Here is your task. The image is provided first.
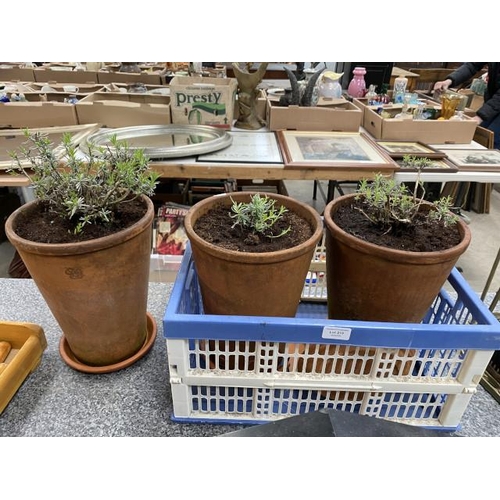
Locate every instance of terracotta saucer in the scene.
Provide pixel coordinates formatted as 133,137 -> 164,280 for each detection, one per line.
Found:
59,312 -> 157,374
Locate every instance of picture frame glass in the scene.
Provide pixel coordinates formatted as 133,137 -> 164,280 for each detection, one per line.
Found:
395,158 -> 458,172
445,149 -> 500,167
278,131 -> 394,166
376,141 -> 441,156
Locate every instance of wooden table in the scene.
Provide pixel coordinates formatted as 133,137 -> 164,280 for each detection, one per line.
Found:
3,131 -> 498,206
147,159 -> 392,182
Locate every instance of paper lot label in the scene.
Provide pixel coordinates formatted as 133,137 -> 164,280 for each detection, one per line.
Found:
322,326 -> 352,341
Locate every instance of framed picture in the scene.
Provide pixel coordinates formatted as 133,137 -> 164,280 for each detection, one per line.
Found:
196,131 -> 283,164
442,149 -> 500,172
375,140 -> 446,159
395,157 -> 458,173
276,130 -> 398,171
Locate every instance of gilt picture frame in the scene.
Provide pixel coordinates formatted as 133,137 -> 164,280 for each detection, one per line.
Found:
442,149 -> 500,172
276,130 -> 398,171
395,157 -> 458,173
375,140 -> 446,159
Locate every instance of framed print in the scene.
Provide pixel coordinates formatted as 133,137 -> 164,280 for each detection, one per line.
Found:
196,131 -> 283,164
442,149 -> 500,172
276,130 -> 398,171
375,140 -> 446,159
395,157 -> 458,173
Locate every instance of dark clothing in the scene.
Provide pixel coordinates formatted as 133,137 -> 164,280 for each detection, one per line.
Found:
446,62 -> 500,123
446,62 -> 500,148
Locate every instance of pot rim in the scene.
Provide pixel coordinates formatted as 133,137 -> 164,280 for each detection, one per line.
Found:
5,194 -> 154,256
324,193 -> 471,262
184,191 -> 324,263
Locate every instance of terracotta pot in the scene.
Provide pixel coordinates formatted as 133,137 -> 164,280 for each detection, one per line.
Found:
323,193 -> 471,323
184,192 -> 323,318
5,195 -> 155,370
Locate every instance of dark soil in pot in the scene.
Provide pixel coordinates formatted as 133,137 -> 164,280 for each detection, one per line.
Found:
193,203 -> 314,253
12,198 -> 148,244
333,198 -> 462,252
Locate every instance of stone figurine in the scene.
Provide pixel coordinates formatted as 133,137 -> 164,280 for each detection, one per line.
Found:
278,66 -> 324,107
232,62 -> 269,130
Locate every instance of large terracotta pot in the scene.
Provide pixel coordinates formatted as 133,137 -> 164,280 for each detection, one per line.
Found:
184,191 -> 323,318
323,193 -> 471,323
5,195 -> 155,372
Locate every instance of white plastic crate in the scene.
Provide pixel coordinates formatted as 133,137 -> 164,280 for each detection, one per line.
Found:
301,231 -> 327,302
163,244 -> 500,431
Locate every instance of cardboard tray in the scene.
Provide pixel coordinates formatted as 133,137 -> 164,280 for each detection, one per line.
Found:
97,69 -> 168,86
355,98 -> 477,143
75,92 -> 171,127
0,321 -> 47,414
34,67 -> 99,84
0,98 -> 79,129
266,98 -> 362,132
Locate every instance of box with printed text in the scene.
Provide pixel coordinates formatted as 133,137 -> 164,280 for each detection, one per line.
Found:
169,76 -> 237,128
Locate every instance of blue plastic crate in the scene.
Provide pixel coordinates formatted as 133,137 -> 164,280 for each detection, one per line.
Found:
163,244 -> 500,430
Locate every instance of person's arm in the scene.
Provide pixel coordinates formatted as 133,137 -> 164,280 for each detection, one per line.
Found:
434,78 -> 453,92
476,87 -> 500,123
434,62 -> 486,91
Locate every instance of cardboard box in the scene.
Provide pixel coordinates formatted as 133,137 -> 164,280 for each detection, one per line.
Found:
33,67 -> 99,84
361,101 -> 477,143
0,65 -> 35,82
30,82 -> 105,95
76,92 -> 171,127
0,94 -> 78,129
101,82 -> 170,96
266,98 -> 363,132
0,82 -> 38,94
97,69 -> 167,86
169,76 -> 237,129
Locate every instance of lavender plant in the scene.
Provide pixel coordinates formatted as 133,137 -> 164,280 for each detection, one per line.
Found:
9,130 -> 159,234
230,193 -> 291,238
355,156 -> 458,230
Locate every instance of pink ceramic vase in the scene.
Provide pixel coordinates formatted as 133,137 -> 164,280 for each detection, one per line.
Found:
347,67 -> 367,98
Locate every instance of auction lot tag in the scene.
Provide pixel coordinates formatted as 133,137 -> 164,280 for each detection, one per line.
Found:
322,326 -> 351,341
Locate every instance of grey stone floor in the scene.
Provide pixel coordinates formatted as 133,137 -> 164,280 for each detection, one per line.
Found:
0,274 -> 499,437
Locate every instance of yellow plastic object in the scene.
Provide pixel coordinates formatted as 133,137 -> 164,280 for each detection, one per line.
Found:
0,321 -> 47,414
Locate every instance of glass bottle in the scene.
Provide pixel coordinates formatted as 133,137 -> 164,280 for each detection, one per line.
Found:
393,76 -> 408,104
347,67 -> 367,98
394,94 -> 413,120
413,101 -> 426,120
365,84 -> 378,105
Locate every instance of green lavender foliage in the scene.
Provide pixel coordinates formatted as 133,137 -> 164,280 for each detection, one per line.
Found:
230,193 -> 291,238
9,130 -> 159,234
355,156 -> 459,229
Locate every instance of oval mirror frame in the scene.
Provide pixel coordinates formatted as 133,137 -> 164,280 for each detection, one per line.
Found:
84,124 -> 233,159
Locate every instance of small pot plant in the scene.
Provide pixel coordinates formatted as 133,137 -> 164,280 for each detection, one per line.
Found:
196,192 -> 298,252
184,191 -> 323,317
5,130 -> 160,373
183,190 -> 323,370
323,167 -> 472,323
